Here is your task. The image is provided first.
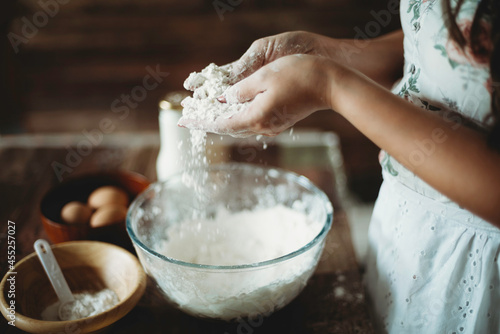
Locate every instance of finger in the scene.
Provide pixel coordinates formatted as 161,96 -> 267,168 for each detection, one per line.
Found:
178,111 -> 246,132
214,92 -> 281,136
223,70 -> 266,104
229,45 -> 267,84
178,114 -> 253,137
219,60 -> 238,72
177,117 -> 204,130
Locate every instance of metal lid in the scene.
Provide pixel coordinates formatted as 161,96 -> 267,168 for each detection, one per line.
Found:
159,91 -> 190,110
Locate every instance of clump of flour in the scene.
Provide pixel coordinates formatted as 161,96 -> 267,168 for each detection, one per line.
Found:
181,63 -> 248,123
41,289 -> 119,321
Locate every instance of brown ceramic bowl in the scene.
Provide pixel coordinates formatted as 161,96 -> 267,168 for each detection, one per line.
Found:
40,170 -> 150,248
0,240 -> 146,333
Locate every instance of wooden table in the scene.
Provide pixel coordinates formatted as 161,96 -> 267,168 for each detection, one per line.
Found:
0,132 -> 375,333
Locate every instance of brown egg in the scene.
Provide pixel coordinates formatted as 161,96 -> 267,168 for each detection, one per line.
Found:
61,201 -> 92,224
90,204 -> 128,228
88,186 -> 129,209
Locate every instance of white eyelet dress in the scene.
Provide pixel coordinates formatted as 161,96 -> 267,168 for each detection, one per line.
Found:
364,1 -> 500,333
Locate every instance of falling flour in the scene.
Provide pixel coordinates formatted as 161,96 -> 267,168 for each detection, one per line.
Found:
179,63 -> 250,200
40,289 -> 119,321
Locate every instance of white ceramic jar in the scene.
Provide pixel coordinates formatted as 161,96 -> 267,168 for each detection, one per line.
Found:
156,92 -> 190,181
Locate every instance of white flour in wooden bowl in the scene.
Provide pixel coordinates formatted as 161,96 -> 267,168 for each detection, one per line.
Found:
41,289 -> 119,321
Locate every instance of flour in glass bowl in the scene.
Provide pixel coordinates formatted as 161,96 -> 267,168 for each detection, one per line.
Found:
160,205 -> 319,266
154,204 -> 324,320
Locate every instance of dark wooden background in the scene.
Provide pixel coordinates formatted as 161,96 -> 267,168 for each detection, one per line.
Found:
2,0 -> 401,200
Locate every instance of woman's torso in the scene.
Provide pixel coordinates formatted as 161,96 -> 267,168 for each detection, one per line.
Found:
381,0 -> 493,204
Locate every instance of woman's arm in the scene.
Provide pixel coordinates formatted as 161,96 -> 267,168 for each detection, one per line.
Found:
331,30 -> 404,89
228,30 -> 404,89
328,62 -> 500,226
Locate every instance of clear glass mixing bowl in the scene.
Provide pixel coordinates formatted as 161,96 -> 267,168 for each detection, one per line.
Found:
126,163 -> 333,321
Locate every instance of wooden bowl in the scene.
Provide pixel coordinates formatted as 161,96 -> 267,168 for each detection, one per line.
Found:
40,170 -> 150,248
0,241 -> 146,333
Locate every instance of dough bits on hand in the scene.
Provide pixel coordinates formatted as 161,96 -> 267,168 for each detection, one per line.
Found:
59,186 -> 130,228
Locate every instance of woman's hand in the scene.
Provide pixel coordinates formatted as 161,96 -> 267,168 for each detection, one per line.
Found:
228,31 -> 334,84
179,30 -> 404,136
228,30 -> 404,88
205,54 -> 339,137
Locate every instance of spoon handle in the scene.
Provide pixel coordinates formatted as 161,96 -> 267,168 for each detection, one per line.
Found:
34,239 -> 75,304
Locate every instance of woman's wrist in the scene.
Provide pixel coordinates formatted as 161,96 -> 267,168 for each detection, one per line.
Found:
321,58 -> 357,113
